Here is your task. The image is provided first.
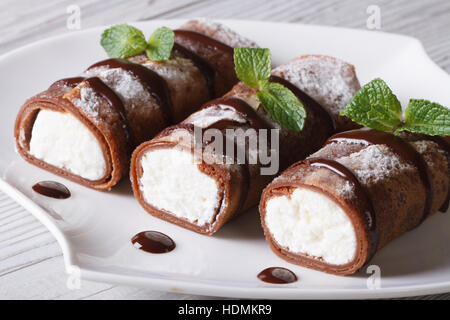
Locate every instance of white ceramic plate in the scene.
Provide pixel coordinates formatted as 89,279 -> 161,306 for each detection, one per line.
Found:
1,19 -> 450,299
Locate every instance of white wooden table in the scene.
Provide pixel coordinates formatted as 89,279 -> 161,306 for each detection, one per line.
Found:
1,0 -> 450,300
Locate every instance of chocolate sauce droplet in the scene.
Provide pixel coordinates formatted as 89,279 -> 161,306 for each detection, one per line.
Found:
32,181 -> 71,199
257,267 -> 297,284
131,231 -> 176,254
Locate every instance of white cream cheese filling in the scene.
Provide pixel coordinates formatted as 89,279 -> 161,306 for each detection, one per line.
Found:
265,188 -> 357,265
139,148 -> 220,226
29,110 -> 106,181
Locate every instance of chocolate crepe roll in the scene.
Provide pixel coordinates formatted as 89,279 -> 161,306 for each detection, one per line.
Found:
259,129 -> 450,275
14,20 -> 257,190
175,18 -> 259,96
130,55 -> 361,234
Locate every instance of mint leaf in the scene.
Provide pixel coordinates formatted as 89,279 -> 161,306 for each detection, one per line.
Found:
257,82 -> 306,131
395,99 -> 450,136
234,48 -> 271,89
340,78 -> 403,131
101,24 -> 147,58
146,26 -> 175,61
339,78 -> 450,136
233,48 -> 306,131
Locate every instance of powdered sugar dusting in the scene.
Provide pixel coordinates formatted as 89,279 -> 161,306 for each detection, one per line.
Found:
185,105 -> 246,128
84,66 -> 154,111
411,140 -> 436,154
142,56 -> 193,81
336,144 -> 413,186
181,18 -> 258,48
411,140 -> 446,164
272,55 -> 360,115
338,180 -> 355,199
127,54 -> 147,64
71,86 -> 100,118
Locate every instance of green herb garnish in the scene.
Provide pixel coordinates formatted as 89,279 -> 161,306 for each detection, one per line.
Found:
101,24 -> 174,61
234,48 -> 306,131
340,78 -> 450,136
146,26 -> 175,61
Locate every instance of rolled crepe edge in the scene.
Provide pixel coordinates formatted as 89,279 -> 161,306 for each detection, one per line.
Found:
259,173 -> 373,276
14,93 -> 128,191
130,130 -> 244,235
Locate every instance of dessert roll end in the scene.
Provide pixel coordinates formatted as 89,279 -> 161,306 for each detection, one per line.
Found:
130,131 -> 245,235
260,129 -> 450,276
29,109 -> 107,181
14,79 -> 129,191
259,172 -> 373,276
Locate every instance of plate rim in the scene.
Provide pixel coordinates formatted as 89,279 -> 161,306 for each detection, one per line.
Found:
2,19 -> 450,299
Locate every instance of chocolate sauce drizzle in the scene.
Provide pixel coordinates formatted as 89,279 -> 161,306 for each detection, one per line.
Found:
202,97 -> 271,131
87,58 -> 173,125
269,75 -> 335,135
173,43 -> 217,99
426,136 -> 450,212
131,231 -> 175,254
257,267 -> 297,284
200,97 -> 272,213
326,129 -> 434,222
174,29 -> 234,55
48,75 -> 133,148
84,76 -> 133,146
196,83 -> 333,219
49,76 -> 86,89
32,181 -> 71,199
307,158 -> 379,259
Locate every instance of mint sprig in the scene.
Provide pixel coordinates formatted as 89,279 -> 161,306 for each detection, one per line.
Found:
234,48 -> 271,89
146,26 -> 175,61
340,78 -> 450,136
101,24 -> 147,59
340,78 -> 402,131
101,24 -> 174,61
234,48 -> 306,131
396,99 -> 450,136
257,82 -> 306,131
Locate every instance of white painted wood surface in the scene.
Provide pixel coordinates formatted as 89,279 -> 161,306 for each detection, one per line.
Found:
1,0 -> 450,300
